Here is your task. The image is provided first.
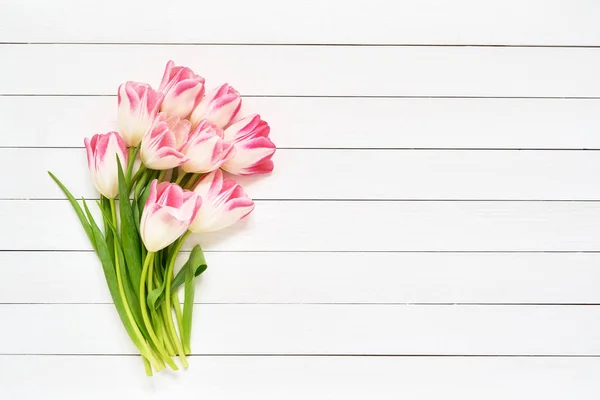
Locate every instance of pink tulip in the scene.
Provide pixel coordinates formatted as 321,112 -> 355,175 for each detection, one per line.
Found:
84,132 -> 128,199
190,83 -> 241,128
118,82 -> 164,146
158,60 -> 205,119
189,170 -> 254,233
140,115 -> 190,170
221,114 -> 275,175
140,180 -> 202,252
180,120 -> 235,174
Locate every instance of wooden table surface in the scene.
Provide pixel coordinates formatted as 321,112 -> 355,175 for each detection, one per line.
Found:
1,1 -> 599,398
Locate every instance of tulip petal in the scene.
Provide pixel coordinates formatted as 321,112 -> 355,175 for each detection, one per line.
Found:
189,170 -> 254,233
140,180 -> 201,252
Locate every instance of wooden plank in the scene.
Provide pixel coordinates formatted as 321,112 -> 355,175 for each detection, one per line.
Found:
1,355 -> 598,400
1,304 -> 599,355
3,45 -> 600,97
2,200 -> 599,251
2,0 -> 599,46
3,96 -> 600,149
2,252 -> 600,304
11,148 -> 600,200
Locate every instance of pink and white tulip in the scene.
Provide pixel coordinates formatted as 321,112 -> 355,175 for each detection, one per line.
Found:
158,61 -> 205,119
140,180 -> 201,252
221,114 -> 275,175
118,82 -> 163,146
190,83 -> 241,128
84,132 -> 128,199
140,115 -> 190,170
180,120 -> 235,174
189,170 -> 254,233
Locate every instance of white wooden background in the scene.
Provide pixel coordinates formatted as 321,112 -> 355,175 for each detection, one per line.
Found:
1,0 -> 600,398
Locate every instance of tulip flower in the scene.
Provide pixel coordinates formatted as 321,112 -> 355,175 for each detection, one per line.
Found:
118,82 -> 164,146
84,131 -> 128,199
189,170 -> 254,233
140,115 -> 190,170
190,83 -> 241,128
140,180 -> 202,252
221,114 -> 275,175
158,61 -> 205,119
180,120 -> 236,174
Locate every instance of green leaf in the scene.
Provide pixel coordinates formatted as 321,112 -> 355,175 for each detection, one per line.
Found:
117,157 -> 143,299
180,245 -> 208,352
81,198 -> 140,346
99,196 -> 115,265
149,246 -> 207,309
96,200 -> 149,340
147,280 -> 166,310
47,171 -> 96,251
171,246 -> 208,293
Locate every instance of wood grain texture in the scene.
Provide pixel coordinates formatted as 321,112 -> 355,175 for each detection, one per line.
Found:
1,356 -> 597,400
2,0 -> 599,45
3,200 -> 600,251
12,148 -> 600,200
2,304 -> 600,355
2,252 -> 600,304
3,45 -> 600,97
3,96 -> 600,149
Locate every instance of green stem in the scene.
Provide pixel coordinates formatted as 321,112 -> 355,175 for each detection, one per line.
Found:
143,357 -> 153,376
139,252 -> 179,371
175,171 -> 187,186
172,291 -> 186,353
125,146 -> 141,183
129,163 -> 145,193
157,170 -> 167,182
164,232 -> 191,367
184,174 -> 202,190
151,260 -> 177,356
109,199 -> 164,372
179,173 -> 192,188
134,169 -> 152,200
160,302 -> 180,355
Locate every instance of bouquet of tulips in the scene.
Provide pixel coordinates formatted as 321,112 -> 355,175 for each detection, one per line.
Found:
48,61 -> 276,375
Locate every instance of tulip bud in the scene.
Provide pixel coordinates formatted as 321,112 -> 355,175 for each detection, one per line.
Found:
189,170 -> 254,233
118,82 -> 164,146
84,132 -> 128,199
140,180 -> 202,252
221,114 -> 276,175
180,120 -> 235,174
190,83 -> 241,128
158,60 -> 206,119
140,115 -> 190,170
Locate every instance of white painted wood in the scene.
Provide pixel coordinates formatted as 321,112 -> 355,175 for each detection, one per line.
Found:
1,356 -> 597,400
13,148 -> 600,200
3,45 -> 600,97
1,304 -> 599,355
3,200 -> 600,251
3,96 -> 600,149
2,252 -> 600,304
2,0 -> 599,46
3,0 -> 600,395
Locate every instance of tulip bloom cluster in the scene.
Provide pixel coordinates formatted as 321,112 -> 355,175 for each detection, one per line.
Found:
49,61 -> 275,375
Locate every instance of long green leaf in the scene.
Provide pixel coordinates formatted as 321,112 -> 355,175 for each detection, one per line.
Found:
172,246 -> 208,292
181,245 -> 208,352
96,201 -> 149,340
81,198 -> 140,346
47,171 -> 96,251
99,196 -> 115,265
117,157 -> 143,299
